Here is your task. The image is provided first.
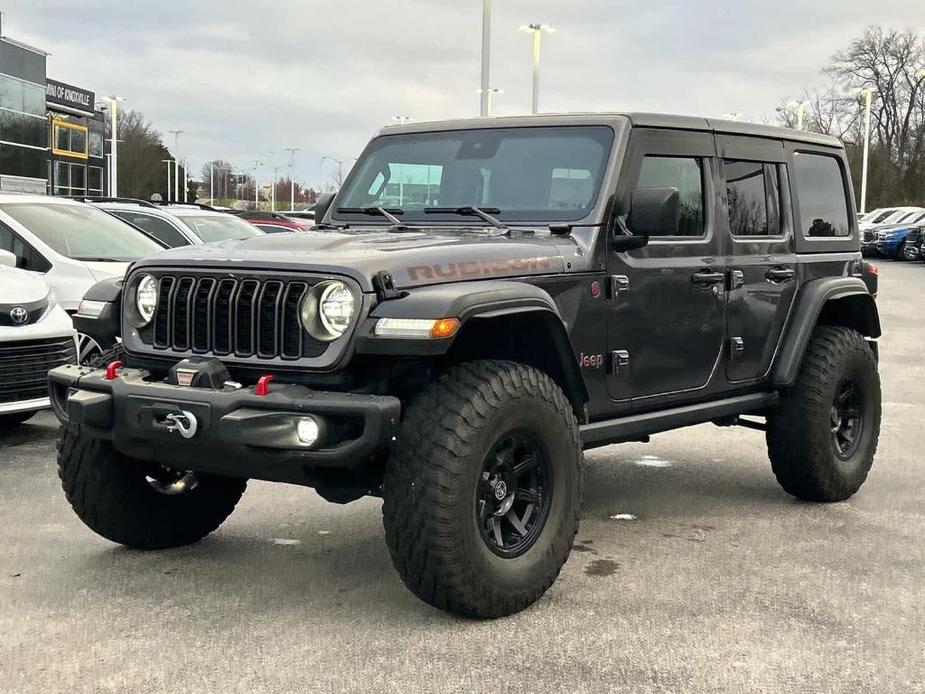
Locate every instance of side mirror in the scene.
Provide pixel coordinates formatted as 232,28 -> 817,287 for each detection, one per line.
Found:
611,234 -> 649,252
629,187 -> 681,236
0,250 -> 16,268
313,192 -> 336,223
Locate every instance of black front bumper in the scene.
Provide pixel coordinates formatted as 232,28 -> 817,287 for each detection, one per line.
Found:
48,364 -> 401,486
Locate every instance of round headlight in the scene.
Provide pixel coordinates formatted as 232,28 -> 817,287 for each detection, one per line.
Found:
136,274 -> 158,325
300,281 -> 356,342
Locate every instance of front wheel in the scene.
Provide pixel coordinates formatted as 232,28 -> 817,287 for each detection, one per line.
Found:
58,427 -> 247,549
895,241 -> 907,260
382,360 -> 582,618
766,326 -> 880,502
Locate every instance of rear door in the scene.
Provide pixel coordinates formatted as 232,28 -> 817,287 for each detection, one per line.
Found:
606,128 -> 725,404
718,135 -> 797,383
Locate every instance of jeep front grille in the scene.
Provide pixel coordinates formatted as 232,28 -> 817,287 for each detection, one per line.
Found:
145,273 -> 324,360
906,229 -> 922,243
861,230 -> 875,243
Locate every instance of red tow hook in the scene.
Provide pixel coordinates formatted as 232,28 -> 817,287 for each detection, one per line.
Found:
105,360 -> 124,381
255,375 -> 274,396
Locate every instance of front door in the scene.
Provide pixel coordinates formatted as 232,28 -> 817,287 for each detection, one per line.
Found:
606,129 -> 725,405
717,135 -> 798,383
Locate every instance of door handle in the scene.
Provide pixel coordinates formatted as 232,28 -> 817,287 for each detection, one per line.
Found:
691,269 -> 725,285
766,267 -> 795,283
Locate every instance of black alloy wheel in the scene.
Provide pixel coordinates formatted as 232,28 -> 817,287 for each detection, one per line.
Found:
831,379 -> 863,461
476,429 -> 552,558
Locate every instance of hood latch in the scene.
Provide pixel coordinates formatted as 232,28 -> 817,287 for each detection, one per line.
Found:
372,270 -> 407,302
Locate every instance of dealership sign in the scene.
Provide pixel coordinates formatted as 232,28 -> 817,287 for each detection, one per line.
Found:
46,79 -> 95,114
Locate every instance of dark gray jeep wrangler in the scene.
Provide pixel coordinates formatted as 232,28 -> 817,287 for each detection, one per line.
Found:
51,114 -> 881,618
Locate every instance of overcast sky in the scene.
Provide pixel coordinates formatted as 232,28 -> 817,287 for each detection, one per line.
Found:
5,0 -> 925,189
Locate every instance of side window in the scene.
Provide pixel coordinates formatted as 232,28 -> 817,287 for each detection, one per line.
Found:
0,222 -> 52,272
111,212 -> 188,247
724,161 -> 781,237
634,156 -> 705,237
792,152 -> 850,238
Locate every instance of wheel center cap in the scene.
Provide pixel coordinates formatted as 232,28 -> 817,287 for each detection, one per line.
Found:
494,481 -> 508,500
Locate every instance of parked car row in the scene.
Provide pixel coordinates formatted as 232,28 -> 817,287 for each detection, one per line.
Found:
0,193 -> 323,427
859,207 -> 925,260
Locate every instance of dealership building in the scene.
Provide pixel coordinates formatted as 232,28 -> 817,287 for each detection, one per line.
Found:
0,34 -> 107,196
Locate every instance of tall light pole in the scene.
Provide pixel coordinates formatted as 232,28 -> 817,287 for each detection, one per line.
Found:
167,130 -> 184,202
162,159 -> 172,202
519,24 -> 554,115
106,96 -> 125,196
183,159 -> 189,203
285,147 -> 299,210
475,88 -> 502,115
209,161 -> 214,203
252,161 -> 263,209
480,0 -> 492,116
856,88 -> 876,214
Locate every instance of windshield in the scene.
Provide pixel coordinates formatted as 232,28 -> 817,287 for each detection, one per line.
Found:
898,210 -> 924,223
0,202 -> 164,260
334,126 -> 614,224
174,214 -> 263,243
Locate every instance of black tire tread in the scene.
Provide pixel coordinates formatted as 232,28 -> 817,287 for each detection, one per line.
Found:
767,326 -> 880,502
57,426 -> 247,549
382,360 -> 581,618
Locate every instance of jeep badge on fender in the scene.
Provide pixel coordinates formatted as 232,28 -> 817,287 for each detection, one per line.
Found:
50,113 -> 881,619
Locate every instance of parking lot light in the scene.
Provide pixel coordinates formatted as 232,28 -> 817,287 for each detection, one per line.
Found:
519,23 -> 555,114
854,88 -> 877,214
475,88 -> 503,115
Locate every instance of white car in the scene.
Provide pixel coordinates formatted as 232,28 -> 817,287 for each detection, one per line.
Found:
0,194 -> 164,363
0,249 -> 78,429
859,206 -> 924,230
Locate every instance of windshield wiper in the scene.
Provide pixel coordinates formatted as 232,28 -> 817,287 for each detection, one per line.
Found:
424,206 -> 507,229
336,206 -> 408,229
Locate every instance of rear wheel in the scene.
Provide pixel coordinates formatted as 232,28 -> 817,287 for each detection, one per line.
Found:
382,360 -> 582,618
58,426 -> 247,549
767,326 -> 880,501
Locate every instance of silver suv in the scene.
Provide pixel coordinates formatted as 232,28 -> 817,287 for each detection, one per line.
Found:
88,200 -> 262,247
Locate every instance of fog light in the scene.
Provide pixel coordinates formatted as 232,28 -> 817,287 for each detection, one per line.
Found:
297,417 -> 320,446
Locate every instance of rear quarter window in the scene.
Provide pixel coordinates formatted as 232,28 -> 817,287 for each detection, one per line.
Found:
792,152 -> 851,238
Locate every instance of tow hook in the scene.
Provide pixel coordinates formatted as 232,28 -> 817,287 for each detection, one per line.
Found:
163,410 -> 198,439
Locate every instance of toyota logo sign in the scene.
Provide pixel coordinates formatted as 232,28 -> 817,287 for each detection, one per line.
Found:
9,306 -> 28,325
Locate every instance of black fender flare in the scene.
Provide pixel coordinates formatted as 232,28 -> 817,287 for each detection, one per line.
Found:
772,276 -> 880,388
354,280 -> 589,414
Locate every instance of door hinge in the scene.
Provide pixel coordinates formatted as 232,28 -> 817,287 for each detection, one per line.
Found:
609,275 -> 630,297
610,350 -> 630,374
729,337 -> 745,359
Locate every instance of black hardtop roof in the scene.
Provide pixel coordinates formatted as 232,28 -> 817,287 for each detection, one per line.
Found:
380,112 -> 843,149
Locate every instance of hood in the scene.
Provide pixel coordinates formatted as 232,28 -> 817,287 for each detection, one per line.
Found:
0,265 -> 49,303
132,227 -> 582,291
82,260 -> 130,282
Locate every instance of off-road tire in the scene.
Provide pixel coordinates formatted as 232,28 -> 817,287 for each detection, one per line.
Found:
87,342 -> 126,369
57,426 -> 247,549
767,326 -> 880,502
895,241 -> 907,260
382,360 -> 582,618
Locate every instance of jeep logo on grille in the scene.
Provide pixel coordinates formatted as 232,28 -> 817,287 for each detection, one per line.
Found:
9,306 -> 28,325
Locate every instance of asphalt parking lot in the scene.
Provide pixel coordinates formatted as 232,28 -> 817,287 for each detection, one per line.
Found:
1,261 -> 923,694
